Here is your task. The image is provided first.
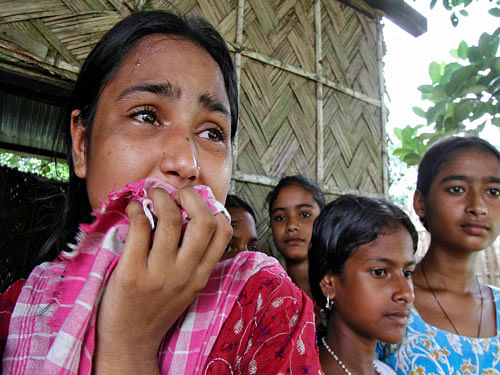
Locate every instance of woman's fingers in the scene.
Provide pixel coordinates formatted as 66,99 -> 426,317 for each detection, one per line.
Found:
196,211 -> 232,276
117,200 -> 152,276
146,188 -> 183,269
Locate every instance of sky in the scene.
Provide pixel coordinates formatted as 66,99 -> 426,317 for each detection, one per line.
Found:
382,1 -> 499,206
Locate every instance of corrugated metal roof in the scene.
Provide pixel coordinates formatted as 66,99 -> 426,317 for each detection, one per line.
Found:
0,88 -> 66,157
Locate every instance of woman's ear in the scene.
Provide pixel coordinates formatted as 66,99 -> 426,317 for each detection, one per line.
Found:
70,110 -> 87,179
319,271 -> 336,300
413,190 -> 426,219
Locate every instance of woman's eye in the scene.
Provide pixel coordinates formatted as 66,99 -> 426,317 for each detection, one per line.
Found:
131,109 -> 159,126
200,128 -> 226,142
371,268 -> 386,278
446,185 -> 465,194
300,211 -> 311,219
247,245 -> 258,252
487,188 -> 500,197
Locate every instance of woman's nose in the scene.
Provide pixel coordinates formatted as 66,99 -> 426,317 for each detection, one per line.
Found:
158,129 -> 199,186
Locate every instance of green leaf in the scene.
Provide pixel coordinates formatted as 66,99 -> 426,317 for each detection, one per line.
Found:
479,32 -> 494,58
489,8 -> 500,17
402,152 -> 423,166
443,0 -> 452,11
454,100 -> 473,121
457,41 -> 469,59
492,117 -> 500,127
459,9 -> 468,16
468,46 -> 482,62
459,84 -> 487,96
412,106 -> 427,118
451,12 -> 459,27
429,61 -> 442,83
418,84 -> 434,94
493,57 -> 500,74
430,0 -> 438,9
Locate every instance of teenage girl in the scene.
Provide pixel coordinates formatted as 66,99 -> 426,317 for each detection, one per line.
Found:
382,136 -> 500,373
267,174 -> 325,297
309,195 -> 417,375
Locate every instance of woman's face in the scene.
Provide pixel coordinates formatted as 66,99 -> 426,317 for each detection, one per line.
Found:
270,185 -> 321,262
415,147 -> 500,253
71,35 -> 233,209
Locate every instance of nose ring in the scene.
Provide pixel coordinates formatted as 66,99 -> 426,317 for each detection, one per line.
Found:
194,159 -> 201,172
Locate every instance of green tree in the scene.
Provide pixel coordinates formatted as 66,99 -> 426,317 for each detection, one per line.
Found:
394,1 -> 500,166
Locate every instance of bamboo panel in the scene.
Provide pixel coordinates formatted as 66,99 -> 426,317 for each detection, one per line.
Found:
323,87 -> 383,193
321,0 -> 380,98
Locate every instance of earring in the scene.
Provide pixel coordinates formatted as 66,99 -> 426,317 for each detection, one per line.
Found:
325,294 -> 334,310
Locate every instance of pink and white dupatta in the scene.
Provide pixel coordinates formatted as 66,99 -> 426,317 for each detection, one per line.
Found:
2,178 -> 281,374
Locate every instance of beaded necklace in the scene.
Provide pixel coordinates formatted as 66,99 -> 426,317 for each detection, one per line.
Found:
321,336 -> 381,375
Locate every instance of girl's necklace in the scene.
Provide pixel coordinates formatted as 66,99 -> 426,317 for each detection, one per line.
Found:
321,336 -> 381,375
421,264 -> 483,338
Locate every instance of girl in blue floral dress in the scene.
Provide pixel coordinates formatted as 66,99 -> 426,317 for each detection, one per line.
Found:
381,136 -> 500,374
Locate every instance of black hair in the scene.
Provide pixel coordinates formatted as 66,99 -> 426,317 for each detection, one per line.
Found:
225,194 -> 256,222
417,136 -> 500,198
39,10 -> 238,263
308,195 -> 418,314
266,175 -> 325,217
416,136 -> 500,229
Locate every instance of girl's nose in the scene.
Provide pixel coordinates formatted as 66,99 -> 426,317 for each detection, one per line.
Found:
158,130 -> 200,187
466,191 -> 487,216
393,274 -> 414,304
286,217 -> 300,232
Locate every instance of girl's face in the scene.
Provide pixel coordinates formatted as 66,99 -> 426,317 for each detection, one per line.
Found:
270,185 -> 321,262
330,227 -> 415,344
221,207 -> 258,261
414,147 -> 500,253
71,35 -> 232,209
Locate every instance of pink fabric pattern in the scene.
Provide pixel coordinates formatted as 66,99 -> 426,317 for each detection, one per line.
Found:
2,178 -> 281,374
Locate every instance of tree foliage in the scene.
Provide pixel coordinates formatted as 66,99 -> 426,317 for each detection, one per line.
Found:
0,151 -> 68,181
394,1 -> 500,166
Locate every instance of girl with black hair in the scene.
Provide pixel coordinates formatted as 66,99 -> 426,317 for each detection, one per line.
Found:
0,11 -> 320,374
309,195 -> 417,375
267,174 -> 325,298
381,136 -> 500,374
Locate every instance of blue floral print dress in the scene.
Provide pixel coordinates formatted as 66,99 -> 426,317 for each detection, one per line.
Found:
381,285 -> 500,375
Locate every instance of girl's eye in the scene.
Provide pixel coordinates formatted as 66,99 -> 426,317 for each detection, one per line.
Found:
371,269 -> 386,278
131,108 -> 159,126
247,245 -> 258,252
446,185 -> 465,194
300,211 -> 312,219
200,127 -> 226,142
273,214 -> 285,222
403,269 -> 415,279
487,188 -> 500,197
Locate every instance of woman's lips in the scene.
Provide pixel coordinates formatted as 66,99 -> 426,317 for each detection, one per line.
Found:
284,238 -> 304,246
461,222 -> 489,236
385,311 -> 410,325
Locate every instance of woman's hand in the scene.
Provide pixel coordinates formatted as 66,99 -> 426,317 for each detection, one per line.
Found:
93,187 -> 232,374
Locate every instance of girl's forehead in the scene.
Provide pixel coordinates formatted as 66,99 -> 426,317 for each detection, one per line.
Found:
438,147 -> 500,176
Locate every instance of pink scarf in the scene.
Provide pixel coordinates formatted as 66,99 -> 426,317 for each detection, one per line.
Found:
3,178 -> 281,374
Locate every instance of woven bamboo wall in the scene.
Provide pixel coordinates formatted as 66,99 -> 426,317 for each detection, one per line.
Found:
0,0 -> 387,255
